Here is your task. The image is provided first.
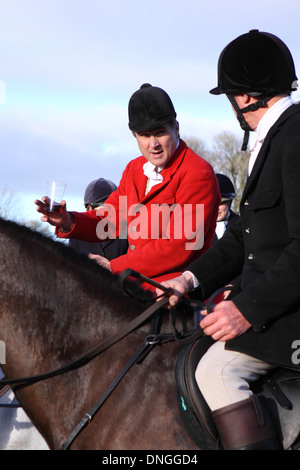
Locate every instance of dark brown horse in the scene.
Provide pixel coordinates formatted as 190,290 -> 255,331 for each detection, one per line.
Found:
0,217 -> 198,450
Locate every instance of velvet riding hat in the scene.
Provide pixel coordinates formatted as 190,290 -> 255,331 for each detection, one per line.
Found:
210,29 -> 298,96
128,83 -> 177,132
84,178 -> 117,207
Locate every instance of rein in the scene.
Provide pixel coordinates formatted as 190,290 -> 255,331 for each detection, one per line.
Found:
0,296 -> 170,391
0,269 -> 207,450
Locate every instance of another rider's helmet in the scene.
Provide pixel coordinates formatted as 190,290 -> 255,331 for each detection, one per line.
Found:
216,174 -> 235,204
84,178 -> 117,209
210,30 -> 298,150
210,29 -> 298,97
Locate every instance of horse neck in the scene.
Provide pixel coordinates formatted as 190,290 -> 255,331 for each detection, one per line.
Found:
0,221 -> 140,379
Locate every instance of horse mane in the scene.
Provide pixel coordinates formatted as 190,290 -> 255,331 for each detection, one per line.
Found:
0,217 -> 154,309
0,216 -> 158,372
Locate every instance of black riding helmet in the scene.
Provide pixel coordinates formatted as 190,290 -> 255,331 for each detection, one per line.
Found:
216,174 -> 235,203
210,30 -> 298,150
128,83 -> 177,133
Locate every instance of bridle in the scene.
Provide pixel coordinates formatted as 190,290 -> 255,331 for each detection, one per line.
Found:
0,269 -> 208,450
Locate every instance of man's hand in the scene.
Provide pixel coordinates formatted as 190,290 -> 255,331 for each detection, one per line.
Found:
156,272 -> 194,306
200,300 -> 251,342
35,197 -> 74,231
89,254 -> 111,271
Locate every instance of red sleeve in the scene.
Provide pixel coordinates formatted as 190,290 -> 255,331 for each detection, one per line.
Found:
56,210 -> 100,241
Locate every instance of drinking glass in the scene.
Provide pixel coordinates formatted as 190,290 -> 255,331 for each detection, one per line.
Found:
47,181 -> 66,212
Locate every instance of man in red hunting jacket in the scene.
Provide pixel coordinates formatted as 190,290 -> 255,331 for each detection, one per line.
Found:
35,84 -> 220,287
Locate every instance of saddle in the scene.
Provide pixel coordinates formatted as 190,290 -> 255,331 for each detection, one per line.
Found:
175,336 -> 300,450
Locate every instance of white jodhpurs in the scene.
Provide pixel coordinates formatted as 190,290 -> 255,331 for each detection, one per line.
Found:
195,341 -> 275,411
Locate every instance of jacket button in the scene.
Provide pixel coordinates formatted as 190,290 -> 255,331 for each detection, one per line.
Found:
244,200 -> 249,206
248,253 -> 254,260
245,227 -> 251,234
130,245 -> 135,251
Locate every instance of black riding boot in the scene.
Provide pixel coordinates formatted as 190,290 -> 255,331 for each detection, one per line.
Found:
212,395 -> 282,450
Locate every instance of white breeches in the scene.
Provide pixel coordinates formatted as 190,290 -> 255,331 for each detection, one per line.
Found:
195,341 -> 274,411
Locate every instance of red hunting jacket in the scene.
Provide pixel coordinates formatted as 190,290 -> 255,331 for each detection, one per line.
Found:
57,140 -> 220,286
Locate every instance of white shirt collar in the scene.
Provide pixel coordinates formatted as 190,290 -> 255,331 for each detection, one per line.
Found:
143,161 -> 164,181
248,96 -> 293,175
143,161 -> 164,194
255,95 -> 293,143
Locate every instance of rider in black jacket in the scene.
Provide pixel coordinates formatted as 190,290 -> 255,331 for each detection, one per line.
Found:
159,30 -> 300,450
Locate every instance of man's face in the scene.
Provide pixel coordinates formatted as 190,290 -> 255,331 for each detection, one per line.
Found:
135,122 -> 179,167
217,202 -> 230,222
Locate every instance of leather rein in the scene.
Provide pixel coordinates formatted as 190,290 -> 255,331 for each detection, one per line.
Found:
0,269 -> 207,450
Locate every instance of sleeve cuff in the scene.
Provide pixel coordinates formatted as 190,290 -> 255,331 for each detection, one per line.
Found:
182,270 -> 200,289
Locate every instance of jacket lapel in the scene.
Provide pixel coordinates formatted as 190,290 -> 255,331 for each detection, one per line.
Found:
132,166 -> 148,201
242,104 -> 300,203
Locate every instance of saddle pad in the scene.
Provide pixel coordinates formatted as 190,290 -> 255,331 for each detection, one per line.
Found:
175,336 -> 220,450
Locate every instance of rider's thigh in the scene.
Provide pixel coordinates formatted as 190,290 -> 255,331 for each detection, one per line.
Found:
195,341 -> 274,411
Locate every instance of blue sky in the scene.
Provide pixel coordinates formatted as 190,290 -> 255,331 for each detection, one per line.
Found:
1,0 -> 300,223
